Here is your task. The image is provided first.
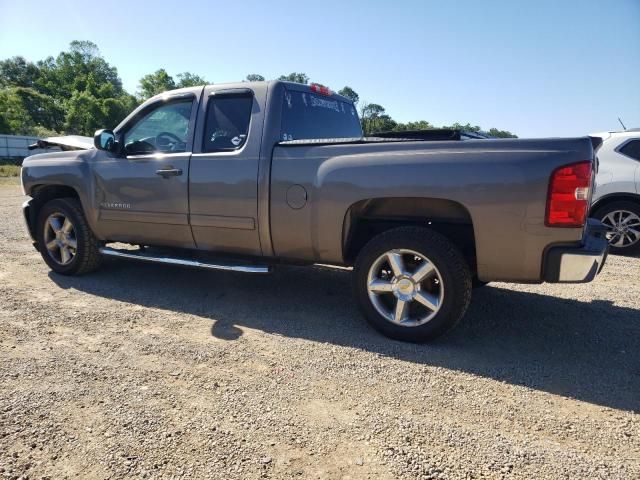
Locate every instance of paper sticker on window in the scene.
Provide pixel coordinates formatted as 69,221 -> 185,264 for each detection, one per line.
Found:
211,130 -> 229,142
310,95 -> 339,112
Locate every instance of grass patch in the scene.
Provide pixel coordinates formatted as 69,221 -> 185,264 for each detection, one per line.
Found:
0,164 -> 21,177
0,176 -> 20,186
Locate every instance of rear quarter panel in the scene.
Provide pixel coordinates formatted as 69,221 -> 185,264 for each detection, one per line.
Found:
270,138 -> 594,282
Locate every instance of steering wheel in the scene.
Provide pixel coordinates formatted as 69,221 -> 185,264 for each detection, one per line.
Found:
156,131 -> 185,151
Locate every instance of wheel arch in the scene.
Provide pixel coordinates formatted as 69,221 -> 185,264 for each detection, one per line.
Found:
591,192 -> 640,214
26,184 -> 83,242
342,197 -> 477,272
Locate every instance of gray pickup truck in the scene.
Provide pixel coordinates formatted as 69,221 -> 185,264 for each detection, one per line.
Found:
21,80 -> 608,341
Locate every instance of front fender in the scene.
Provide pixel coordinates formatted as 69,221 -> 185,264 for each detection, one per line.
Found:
21,150 -> 100,238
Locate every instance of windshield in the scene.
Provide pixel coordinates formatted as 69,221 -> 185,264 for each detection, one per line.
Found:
280,89 -> 362,141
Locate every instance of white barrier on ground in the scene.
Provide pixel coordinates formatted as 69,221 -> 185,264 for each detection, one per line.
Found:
0,134 -> 52,158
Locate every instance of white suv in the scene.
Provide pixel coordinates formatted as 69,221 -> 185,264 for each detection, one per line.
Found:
591,129 -> 640,255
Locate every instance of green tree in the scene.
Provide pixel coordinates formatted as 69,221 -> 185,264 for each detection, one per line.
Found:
0,109 -> 9,134
0,41 -> 520,139
138,68 -> 176,99
64,90 -> 105,135
245,74 -> 265,82
338,86 -> 359,104
0,56 -> 41,89
487,127 -> 518,138
0,87 -> 64,135
0,88 -> 38,134
444,122 -> 482,133
64,90 -> 138,135
103,94 -> 138,127
36,41 -> 123,100
0,41 -> 134,135
443,122 -> 517,137
393,120 -> 434,131
176,72 -> 208,88
360,103 -> 397,135
278,72 -> 309,84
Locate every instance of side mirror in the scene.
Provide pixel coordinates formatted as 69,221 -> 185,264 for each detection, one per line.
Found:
94,129 -> 116,152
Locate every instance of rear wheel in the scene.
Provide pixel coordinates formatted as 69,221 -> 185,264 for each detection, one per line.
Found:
353,227 -> 472,342
593,201 -> 640,255
36,198 -> 103,275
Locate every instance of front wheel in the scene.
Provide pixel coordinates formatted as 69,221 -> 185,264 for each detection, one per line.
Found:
36,198 -> 103,275
353,227 -> 472,342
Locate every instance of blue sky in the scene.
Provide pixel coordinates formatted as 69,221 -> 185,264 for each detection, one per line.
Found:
1,0 -> 639,137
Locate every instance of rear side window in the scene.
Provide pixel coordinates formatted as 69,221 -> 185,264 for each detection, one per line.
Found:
203,94 -> 253,152
618,139 -> 640,161
281,89 -> 362,141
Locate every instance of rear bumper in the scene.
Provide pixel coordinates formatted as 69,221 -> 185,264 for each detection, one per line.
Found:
543,219 -> 609,283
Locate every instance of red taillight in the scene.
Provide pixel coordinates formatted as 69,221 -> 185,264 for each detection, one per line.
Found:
545,161 -> 593,227
310,83 -> 332,96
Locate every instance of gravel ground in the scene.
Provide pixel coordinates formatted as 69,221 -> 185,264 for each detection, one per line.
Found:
0,181 -> 639,480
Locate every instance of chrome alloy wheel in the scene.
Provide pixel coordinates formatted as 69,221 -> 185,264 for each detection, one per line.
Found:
601,210 -> 640,248
366,249 -> 444,327
44,212 -> 77,265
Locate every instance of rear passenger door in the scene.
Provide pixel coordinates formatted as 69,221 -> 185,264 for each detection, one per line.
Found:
189,86 -> 266,255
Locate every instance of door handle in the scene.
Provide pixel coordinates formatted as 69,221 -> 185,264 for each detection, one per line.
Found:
155,168 -> 183,178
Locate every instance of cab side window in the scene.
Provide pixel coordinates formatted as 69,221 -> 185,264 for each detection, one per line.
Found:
123,99 -> 193,155
203,94 -> 253,152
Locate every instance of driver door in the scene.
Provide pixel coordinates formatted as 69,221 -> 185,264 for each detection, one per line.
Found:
91,93 -> 199,248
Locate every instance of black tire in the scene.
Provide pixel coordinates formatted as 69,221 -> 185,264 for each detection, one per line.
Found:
592,201 -> 640,256
36,198 -> 103,275
353,227 -> 472,342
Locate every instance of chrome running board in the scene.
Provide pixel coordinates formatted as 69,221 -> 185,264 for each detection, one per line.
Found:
99,247 -> 271,273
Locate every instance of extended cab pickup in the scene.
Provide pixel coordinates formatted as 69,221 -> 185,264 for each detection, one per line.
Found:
21,81 -> 608,341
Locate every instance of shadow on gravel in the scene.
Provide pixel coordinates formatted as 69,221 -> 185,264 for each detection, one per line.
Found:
50,260 -> 640,412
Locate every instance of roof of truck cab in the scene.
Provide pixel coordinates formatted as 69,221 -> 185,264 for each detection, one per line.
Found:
147,80 -> 355,105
